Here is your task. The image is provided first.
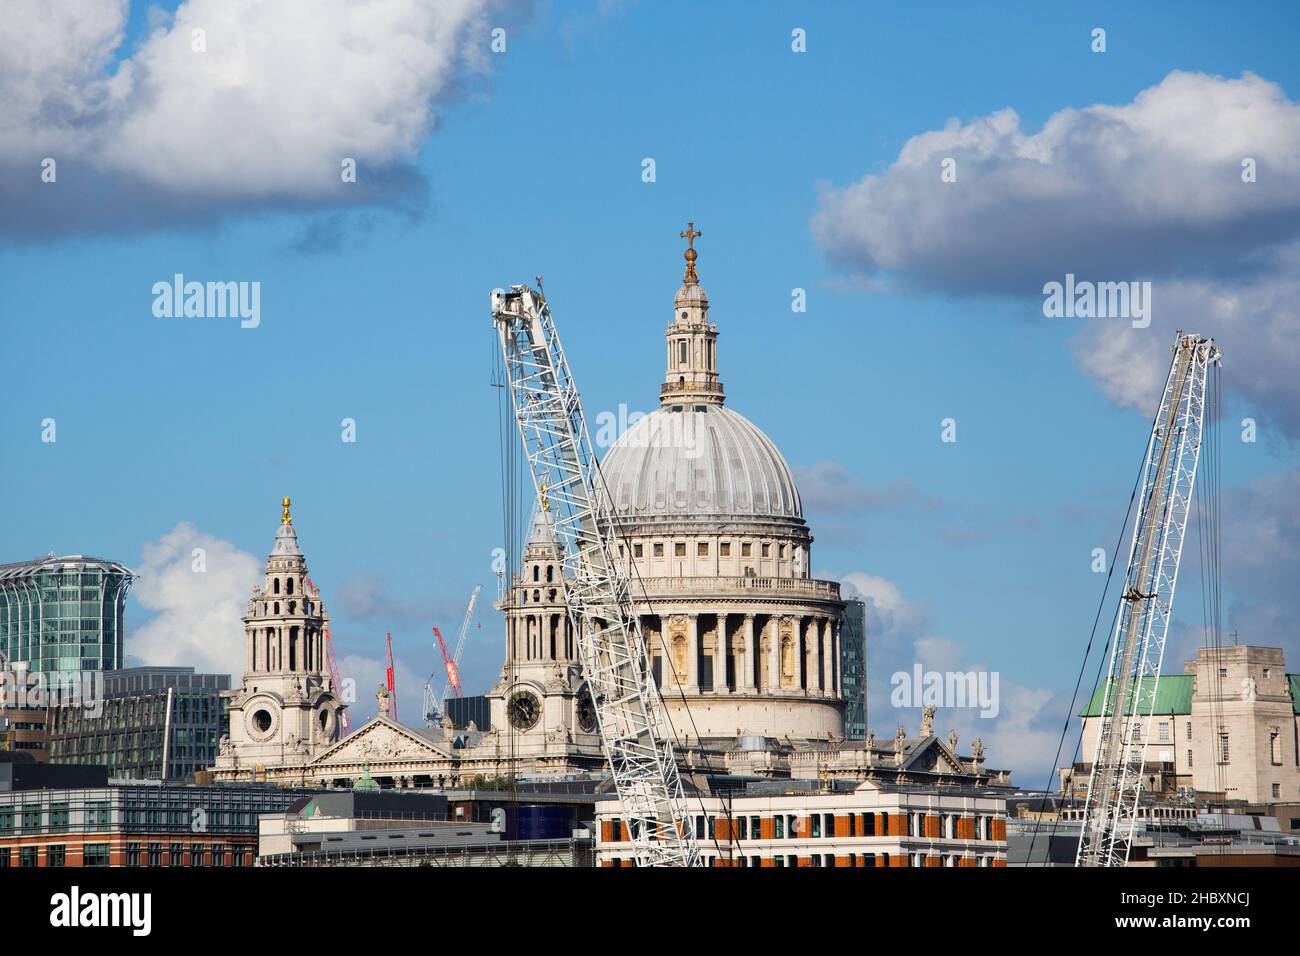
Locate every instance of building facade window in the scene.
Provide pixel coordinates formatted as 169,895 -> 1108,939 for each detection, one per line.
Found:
1219,734 -> 1230,763
84,845 -> 109,867
47,845 -> 66,867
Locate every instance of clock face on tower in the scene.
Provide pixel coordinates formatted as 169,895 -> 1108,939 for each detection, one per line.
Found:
507,690 -> 542,731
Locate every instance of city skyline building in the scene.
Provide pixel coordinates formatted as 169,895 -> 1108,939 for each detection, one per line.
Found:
47,667 -> 230,781
0,555 -> 134,674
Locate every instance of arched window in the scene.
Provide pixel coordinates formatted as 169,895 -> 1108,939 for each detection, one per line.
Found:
287,578 -> 294,594
546,565 -> 554,582
288,601 -> 296,615
273,578 -> 281,594
533,565 -> 539,582
679,341 -> 687,365
273,602 -> 280,615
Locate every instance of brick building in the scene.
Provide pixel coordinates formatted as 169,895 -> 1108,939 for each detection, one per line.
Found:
597,775 -> 1008,868
0,762 -> 315,868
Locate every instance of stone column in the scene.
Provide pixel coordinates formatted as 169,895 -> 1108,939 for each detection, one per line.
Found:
716,611 -> 728,694
686,614 -> 699,693
830,620 -> 839,695
741,615 -> 756,691
768,616 -> 782,691
544,613 -> 554,660
810,616 -> 822,693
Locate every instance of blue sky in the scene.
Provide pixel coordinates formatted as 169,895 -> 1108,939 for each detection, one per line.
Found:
2,1 -> 1298,784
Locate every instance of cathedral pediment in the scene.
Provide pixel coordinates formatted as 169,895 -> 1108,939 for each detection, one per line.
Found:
310,716 -> 456,766
898,735 -> 968,775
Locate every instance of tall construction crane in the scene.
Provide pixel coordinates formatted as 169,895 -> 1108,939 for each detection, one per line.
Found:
1077,332 -> 1221,867
423,585 -> 482,726
492,282 -> 699,867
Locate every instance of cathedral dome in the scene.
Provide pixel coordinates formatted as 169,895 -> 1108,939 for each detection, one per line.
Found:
600,405 -> 803,522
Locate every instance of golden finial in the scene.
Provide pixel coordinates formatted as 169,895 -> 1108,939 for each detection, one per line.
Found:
679,221 -> 701,285
540,483 -> 551,512
281,496 -> 292,525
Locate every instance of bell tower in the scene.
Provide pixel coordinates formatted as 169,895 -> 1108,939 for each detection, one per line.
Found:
215,497 -> 344,778
661,221 -> 724,407
486,503 -> 603,765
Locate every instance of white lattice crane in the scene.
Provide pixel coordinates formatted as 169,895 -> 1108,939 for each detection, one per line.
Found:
1076,332 -> 1221,867
492,282 -> 699,867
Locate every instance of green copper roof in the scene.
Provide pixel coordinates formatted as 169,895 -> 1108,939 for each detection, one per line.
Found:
1080,675 -> 1194,717
353,764 -> 380,792
1291,675 -> 1300,714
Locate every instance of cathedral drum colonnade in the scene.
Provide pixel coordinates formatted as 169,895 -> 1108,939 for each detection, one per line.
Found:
494,223 -> 845,746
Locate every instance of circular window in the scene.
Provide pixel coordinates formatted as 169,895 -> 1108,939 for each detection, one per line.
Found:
252,709 -> 273,733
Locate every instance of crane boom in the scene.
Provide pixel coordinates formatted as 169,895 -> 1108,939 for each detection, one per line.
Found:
1077,332 -> 1220,867
492,283 -> 699,867
385,631 -> 398,723
441,584 -> 481,704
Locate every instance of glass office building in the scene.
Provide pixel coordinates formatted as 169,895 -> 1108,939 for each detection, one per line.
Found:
0,555 -> 135,673
840,599 -> 867,740
48,667 -> 231,780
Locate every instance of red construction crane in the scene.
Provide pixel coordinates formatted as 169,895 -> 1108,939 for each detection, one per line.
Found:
324,627 -> 352,736
433,625 -> 461,699
307,578 -> 351,736
385,631 -> 398,723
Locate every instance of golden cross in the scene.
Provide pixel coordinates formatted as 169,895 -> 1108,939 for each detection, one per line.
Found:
679,221 -> 702,284
281,496 -> 292,525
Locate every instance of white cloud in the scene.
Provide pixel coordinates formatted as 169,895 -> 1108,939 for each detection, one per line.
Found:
1070,252 -> 1300,434
0,0 -> 525,236
128,522 -> 261,678
840,570 -> 1063,786
813,71 -> 1300,292
813,71 -> 1300,437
